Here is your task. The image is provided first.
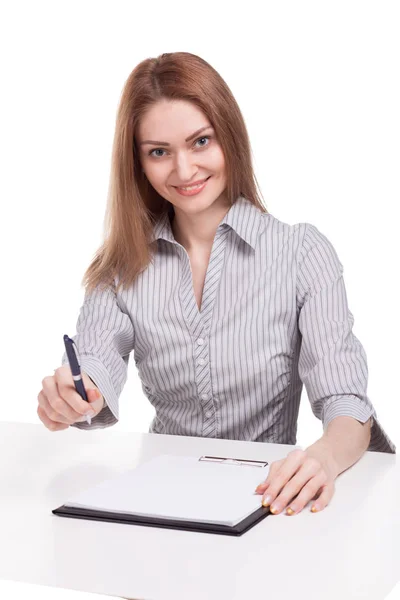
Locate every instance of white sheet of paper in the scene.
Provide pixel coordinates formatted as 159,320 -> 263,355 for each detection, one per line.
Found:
64,454 -> 270,527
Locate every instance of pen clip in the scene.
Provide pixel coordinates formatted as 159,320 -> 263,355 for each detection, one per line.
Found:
71,340 -> 81,366
199,455 -> 268,468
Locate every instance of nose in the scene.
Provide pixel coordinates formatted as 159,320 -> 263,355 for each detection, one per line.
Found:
173,152 -> 199,183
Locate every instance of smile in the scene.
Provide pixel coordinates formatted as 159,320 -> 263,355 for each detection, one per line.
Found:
174,176 -> 211,196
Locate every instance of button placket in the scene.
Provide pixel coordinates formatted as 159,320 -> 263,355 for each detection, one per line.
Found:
195,338 -> 216,436
194,335 -> 214,414
179,229 -> 229,438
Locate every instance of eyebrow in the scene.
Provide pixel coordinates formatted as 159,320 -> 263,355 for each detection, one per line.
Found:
138,125 -> 213,147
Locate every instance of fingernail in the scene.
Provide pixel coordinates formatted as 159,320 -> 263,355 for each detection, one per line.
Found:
311,504 -> 319,513
85,409 -> 95,416
256,482 -> 268,492
286,507 -> 295,516
262,494 -> 272,507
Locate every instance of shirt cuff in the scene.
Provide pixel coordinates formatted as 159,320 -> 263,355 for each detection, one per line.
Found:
323,396 -> 396,454
70,404 -> 117,430
61,354 -> 119,423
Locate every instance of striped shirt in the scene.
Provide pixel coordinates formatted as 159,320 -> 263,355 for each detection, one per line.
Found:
61,195 -> 396,453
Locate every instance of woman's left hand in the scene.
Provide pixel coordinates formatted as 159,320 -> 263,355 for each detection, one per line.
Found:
255,448 -> 339,515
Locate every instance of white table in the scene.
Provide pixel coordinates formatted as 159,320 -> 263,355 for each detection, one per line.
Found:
0,422 -> 399,600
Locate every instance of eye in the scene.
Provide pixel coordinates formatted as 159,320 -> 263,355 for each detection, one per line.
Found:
149,148 -> 166,158
148,135 -> 212,158
194,136 -> 211,148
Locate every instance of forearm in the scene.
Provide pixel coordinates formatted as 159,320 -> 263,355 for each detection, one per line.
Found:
305,415 -> 372,478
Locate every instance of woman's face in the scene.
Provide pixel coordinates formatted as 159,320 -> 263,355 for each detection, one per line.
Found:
136,99 -> 228,215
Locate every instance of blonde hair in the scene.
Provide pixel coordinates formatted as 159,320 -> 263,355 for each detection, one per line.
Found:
82,51 -> 268,295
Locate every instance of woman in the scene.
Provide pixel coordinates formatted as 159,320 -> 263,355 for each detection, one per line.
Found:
38,52 -> 395,517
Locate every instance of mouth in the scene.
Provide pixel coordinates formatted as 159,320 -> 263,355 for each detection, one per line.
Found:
173,176 -> 211,190
173,176 -> 212,196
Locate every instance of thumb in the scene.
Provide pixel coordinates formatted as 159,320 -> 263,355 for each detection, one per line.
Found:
86,388 -> 105,413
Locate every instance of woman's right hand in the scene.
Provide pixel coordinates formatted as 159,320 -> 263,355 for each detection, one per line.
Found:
37,365 -> 105,431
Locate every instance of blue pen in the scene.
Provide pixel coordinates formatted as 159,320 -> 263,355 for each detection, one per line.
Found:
63,334 -> 92,425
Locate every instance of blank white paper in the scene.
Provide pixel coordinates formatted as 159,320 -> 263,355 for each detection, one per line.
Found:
63,454 -> 270,527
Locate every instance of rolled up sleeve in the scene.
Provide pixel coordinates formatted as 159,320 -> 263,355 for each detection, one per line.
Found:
60,279 -> 135,430
296,224 -> 396,454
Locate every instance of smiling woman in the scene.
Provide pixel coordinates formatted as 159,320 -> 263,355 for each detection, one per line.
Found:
135,98 -> 232,251
47,52 -> 395,476
79,51 -> 265,296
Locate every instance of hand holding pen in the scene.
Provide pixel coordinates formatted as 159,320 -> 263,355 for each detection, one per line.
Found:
63,335 -> 94,424
36,335 -> 105,432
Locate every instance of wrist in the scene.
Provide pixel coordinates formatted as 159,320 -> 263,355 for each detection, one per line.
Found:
305,438 -> 340,480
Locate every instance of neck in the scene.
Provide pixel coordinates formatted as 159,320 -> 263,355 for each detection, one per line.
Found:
171,194 -> 231,253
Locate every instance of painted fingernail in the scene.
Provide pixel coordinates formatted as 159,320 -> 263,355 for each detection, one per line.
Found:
262,494 -> 272,507
311,504 -> 319,512
286,507 -> 295,515
270,504 -> 279,514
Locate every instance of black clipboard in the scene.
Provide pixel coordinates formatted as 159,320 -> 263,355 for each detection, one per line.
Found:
52,455 -> 271,536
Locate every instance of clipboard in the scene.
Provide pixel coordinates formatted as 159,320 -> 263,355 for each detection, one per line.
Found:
52,454 -> 271,536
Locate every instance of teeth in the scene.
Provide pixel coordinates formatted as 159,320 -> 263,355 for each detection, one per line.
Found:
178,180 -> 206,191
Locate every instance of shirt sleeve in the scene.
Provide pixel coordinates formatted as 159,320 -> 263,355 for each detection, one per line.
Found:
60,279 -> 135,431
296,223 -> 396,454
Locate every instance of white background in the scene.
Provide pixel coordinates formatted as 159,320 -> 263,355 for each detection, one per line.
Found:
1,1 -> 399,598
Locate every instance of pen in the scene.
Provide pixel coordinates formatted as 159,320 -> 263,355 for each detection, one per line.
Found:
63,334 -> 92,425
199,456 -> 268,467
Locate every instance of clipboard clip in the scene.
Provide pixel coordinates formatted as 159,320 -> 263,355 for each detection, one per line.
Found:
199,455 -> 268,468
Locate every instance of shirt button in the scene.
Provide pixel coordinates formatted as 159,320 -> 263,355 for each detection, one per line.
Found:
201,393 -> 208,400
198,358 -> 206,365
197,338 -> 204,345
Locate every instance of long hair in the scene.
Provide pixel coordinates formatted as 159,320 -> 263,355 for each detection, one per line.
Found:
82,52 -> 268,295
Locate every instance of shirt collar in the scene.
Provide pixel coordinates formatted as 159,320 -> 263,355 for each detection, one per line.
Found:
151,195 -> 266,250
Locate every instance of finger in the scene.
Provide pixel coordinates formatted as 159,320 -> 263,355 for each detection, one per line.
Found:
38,390 -> 88,425
40,378 -> 85,423
284,469 -> 329,515
254,459 -> 284,493
262,455 -> 322,511
260,450 -> 307,502
39,383 -> 77,424
309,481 -> 335,513
268,468 -> 323,513
55,371 -> 99,417
311,485 -> 324,501
38,389 -> 71,424
37,404 -> 69,431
